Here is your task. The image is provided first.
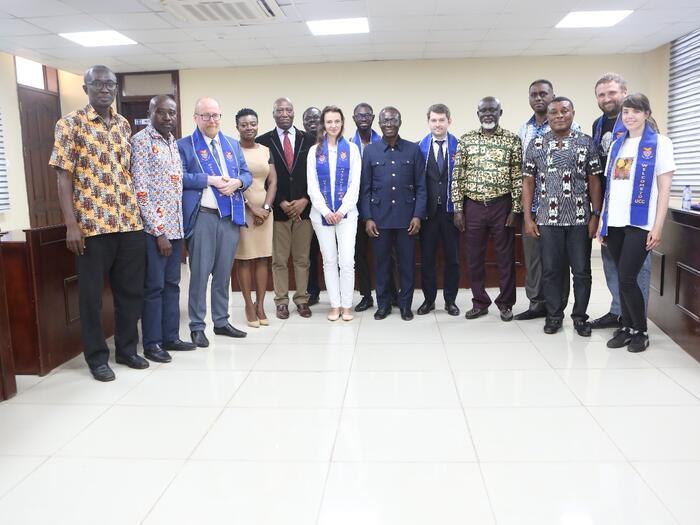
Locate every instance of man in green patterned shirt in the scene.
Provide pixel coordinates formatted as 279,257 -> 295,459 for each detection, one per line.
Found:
452,97 -> 522,321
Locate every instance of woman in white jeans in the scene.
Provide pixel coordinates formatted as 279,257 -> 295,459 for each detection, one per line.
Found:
307,106 -> 362,321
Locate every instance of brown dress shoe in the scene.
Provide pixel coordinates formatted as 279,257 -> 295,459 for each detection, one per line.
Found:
297,303 -> 312,318
276,304 -> 290,319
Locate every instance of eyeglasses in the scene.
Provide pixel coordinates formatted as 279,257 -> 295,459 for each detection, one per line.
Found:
354,113 -> 374,120
87,81 -> 117,90
154,109 -> 177,118
195,113 -> 222,121
379,117 -> 400,125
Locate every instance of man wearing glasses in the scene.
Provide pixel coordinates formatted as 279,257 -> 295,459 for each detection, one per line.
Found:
179,97 -> 252,348
50,65 -> 146,382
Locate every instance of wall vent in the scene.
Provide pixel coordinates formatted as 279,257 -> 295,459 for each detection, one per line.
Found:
160,0 -> 284,24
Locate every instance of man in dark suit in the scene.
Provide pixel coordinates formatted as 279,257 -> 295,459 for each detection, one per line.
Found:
417,104 -> 461,316
302,106 -> 322,306
360,106 -> 427,321
257,97 -> 315,319
179,97 -> 252,348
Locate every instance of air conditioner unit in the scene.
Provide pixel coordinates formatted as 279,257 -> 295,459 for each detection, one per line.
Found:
160,0 -> 285,24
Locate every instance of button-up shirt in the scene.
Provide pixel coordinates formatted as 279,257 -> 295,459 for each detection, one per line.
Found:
131,124 -> 184,239
49,104 -> 142,237
451,127 -> 523,213
523,129 -> 602,226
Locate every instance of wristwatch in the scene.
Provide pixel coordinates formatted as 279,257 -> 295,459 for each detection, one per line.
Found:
263,203 -> 271,211
591,210 -> 602,217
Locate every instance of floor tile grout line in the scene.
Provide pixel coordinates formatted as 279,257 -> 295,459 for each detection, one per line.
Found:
0,455 -> 52,504
656,367 -> 700,402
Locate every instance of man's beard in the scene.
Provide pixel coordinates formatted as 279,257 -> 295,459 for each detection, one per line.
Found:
481,122 -> 496,130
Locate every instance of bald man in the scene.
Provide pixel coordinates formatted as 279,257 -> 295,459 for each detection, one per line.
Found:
179,97 -> 252,347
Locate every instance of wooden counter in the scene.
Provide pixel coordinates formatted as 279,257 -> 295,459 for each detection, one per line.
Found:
0,232 -> 17,400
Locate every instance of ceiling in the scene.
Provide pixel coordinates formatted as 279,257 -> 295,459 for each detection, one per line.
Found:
0,0 -> 698,74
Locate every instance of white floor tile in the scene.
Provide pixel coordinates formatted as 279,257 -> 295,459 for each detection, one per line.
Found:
318,462 -> 494,525
117,369 -> 248,407
165,344 -> 268,370
455,370 -> 581,407
558,368 -> 700,406
482,462 -> 676,525
273,322 -> 359,344
344,371 -> 460,408
535,339 -> 654,368
192,408 -> 340,460
352,343 -> 450,371
445,342 -> 550,370
439,320 -> 526,343
333,408 -> 475,461
0,457 -> 181,525
254,344 -> 355,371
144,460 -> 327,525
58,405 -> 220,459
642,347 -> 700,368
589,406 -> 700,460
634,461 -> 700,525
13,375 -> 45,394
356,317 -> 443,344
229,371 -> 348,408
0,404 -> 107,455
0,456 -> 46,499
467,407 -> 623,461
662,367 -> 700,399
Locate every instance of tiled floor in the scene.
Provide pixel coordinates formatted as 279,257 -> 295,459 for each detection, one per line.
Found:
1,251 -> 700,524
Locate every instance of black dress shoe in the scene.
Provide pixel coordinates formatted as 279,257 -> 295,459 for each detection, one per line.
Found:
499,308 -> 514,322
513,308 -> 546,321
400,308 -> 414,321
607,328 -> 632,348
628,332 -> 649,353
374,307 -> 391,320
417,301 -> 435,315
115,354 -> 150,369
90,364 -> 115,382
445,302 -> 460,316
191,330 -> 210,348
308,293 -> 320,306
464,306 -> 488,319
213,323 -> 247,338
574,320 -> 592,337
144,345 -> 172,363
543,318 -> 562,334
162,339 -> 197,351
590,312 -> 622,329
355,295 -> 374,312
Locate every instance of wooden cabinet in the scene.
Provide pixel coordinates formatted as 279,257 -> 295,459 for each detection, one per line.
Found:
0,232 -> 17,400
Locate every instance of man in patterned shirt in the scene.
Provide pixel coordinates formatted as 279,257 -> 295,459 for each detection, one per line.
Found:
132,95 -> 196,365
50,65 -> 147,382
522,97 -> 603,336
452,97 -> 522,322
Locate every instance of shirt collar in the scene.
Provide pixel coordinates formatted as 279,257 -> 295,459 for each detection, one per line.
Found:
277,126 -> 295,139
477,126 -> 503,136
85,103 -> 115,122
527,114 -> 548,128
382,136 -> 402,151
146,123 -> 173,143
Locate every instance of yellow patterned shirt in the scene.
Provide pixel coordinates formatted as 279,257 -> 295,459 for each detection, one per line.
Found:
451,127 -> 523,213
49,104 -> 142,237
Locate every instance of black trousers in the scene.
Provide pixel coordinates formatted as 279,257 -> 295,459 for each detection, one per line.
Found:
420,206 -> 460,304
373,228 -> 416,310
605,226 -> 649,332
308,231 -> 320,296
355,219 -> 399,300
76,230 -> 145,368
539,225 -> 591,322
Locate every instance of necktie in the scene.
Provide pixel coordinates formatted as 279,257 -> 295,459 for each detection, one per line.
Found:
210,139 -> 222,170
436,140 -> 445,172
283,130 -> 294,171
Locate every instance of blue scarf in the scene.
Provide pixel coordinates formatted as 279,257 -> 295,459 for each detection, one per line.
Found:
600,123 -> 658,236
418,133 -> 458,213
191,128 -> 246,226
351,129 -> 381,155
316,137 -> 351,226
593,113 -> 626,149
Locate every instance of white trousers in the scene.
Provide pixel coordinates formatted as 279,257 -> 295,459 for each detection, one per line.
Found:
312,218 -> 358,308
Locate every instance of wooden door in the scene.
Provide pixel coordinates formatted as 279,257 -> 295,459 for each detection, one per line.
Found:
120,99 -> 151,136
18,86 -> 62,228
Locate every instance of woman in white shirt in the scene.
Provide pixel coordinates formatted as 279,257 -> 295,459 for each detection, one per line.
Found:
307,106 -> 362,321
597,93 -> 675,352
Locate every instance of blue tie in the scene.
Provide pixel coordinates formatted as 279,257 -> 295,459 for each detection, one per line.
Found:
436,140 -> 445,172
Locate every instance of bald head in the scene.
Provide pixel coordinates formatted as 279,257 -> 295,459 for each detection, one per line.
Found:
194,97 -> 220,114
84,65 -> 114,85
149,95 -> 175,113
193,97 -> 222,139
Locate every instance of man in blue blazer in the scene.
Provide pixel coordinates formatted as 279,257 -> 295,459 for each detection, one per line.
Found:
360,106 -> 427,320
179,97 -> 252,347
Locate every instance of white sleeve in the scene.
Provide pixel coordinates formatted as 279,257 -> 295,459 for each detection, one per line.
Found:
654,135 -> 676,176
337,142 -> 362,216
306,145 -> 332,217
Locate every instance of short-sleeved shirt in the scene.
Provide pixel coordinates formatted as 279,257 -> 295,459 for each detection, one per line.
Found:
131,124 -> 184,239
49,104 -> 142,237
523,130 -> 602,226
451,127 -> 523,213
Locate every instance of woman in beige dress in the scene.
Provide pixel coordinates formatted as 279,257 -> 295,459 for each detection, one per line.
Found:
234,108 -> 277,327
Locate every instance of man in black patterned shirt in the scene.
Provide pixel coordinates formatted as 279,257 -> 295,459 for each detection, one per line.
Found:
522,97 -> 602,336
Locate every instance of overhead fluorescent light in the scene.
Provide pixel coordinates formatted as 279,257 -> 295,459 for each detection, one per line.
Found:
556,10 -> 633,28
59,30 -> 137,47
306,17 -> 369,36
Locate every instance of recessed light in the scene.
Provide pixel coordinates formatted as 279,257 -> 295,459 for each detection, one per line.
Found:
306,17 -> 369,36
556,10 -> 633,28
59,30 -> 137,47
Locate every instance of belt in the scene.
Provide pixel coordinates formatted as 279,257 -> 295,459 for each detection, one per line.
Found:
199,206 -> 219,215
467,194 -> 510,207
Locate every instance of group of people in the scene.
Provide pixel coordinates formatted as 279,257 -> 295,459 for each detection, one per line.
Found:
49,65 -> 674,382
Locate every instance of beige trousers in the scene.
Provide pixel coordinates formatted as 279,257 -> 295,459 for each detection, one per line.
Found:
272,218 -> 313,305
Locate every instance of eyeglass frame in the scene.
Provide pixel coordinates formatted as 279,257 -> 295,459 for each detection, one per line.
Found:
194,113 -> 222,121
86,80 -> 118,90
